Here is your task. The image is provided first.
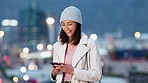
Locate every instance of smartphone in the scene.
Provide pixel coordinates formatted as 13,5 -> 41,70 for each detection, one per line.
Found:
50,62 -> 61,65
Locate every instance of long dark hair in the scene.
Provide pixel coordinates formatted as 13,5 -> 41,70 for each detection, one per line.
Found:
59,22 -> 81,45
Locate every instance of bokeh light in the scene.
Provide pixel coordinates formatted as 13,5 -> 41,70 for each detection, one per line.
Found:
20,66 -> 27,73
90,33 -> 98,41
13,77 -> 19,83
46,17 -> 55,25
23,47 -> 29,53
37,43 -> 44,51
135,32 -> 141,39
23,75 -> 29,81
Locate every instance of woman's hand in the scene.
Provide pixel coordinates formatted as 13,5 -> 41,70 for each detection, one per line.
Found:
60,63 -> 74,75
51,64 -> 61,77
52,63 -> 74,77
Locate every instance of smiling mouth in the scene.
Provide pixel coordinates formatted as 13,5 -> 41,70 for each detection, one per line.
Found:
66,30 -> 72,33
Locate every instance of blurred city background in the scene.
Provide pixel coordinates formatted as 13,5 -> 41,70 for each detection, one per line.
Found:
0,0 -> 148,83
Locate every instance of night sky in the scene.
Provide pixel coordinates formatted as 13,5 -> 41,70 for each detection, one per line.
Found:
0,0 -> 148,37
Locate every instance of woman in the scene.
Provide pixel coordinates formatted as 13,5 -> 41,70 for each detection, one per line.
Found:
51,6 -> 102,83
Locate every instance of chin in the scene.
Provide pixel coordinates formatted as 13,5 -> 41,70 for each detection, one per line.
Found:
67,34 -> 72,37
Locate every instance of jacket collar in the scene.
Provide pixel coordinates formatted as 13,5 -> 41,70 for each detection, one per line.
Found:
55,32 -> 90,67
72,33 -> 89,67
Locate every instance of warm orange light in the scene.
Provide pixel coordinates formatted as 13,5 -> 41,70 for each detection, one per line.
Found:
134,32 -> 140,39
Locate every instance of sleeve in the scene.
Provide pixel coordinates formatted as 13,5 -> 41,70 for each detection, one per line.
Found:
50,42 -> 59,81
74,39 -> 102,82
50,73 -> 56,82
52,42 -> 60,63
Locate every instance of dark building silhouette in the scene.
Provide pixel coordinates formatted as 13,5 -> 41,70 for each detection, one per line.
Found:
1,26 -> 19,45
19,0 -> 48,51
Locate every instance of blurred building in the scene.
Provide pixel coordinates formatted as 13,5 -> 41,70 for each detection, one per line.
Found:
19,0 -> 48,51
1,26 -> 19,45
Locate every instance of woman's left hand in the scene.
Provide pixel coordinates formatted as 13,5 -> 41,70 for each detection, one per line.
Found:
60,63 -> 74,75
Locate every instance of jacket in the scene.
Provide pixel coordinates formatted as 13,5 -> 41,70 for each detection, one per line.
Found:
52,33 -> 102,83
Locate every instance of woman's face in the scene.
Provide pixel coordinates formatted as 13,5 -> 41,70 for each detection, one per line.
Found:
61,20 -> 77,38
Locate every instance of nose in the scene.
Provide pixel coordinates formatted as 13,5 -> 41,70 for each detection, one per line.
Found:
65,26 -> 69,31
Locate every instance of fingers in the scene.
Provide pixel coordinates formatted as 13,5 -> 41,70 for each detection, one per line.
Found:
52,64 -> 74,74
60,64 -> 74,74
52,65 -> 61,75
54,65 -> 61,69
52,68 -> 58,76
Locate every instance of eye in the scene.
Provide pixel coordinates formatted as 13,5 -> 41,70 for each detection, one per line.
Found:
68,23 -> 72,26
61,23 -> 65,26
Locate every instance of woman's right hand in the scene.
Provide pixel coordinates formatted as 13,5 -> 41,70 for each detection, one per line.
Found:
51,64 -> 61,77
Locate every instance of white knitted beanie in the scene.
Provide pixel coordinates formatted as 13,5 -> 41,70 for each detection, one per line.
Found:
60,6 -> 82,24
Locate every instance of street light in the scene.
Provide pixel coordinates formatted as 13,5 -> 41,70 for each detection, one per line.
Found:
46,17 -> 55,25
0,30 -> 5,63
0,31 -> 4,38
46,17 -> 55,44
1,19 -> 18,27
134,31 -> 140,39
90,33 -> 98,41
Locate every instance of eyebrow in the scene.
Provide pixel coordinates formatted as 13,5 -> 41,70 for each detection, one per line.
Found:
67,22 -> 72,23
61,21 -> 72,24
